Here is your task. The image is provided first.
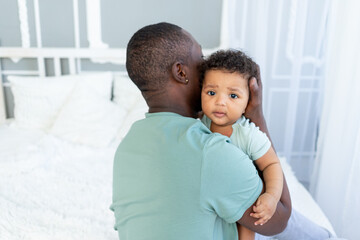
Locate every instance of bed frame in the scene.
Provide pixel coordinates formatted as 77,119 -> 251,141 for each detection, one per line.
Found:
1,0 -> 223,124
0,48 -> 121,123
0,47 -> 218,123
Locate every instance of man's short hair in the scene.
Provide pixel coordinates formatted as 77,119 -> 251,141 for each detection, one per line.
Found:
199,49 -> 259,85
126,22 -> 193,91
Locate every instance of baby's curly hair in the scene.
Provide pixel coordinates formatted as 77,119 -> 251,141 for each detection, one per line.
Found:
199,49 -> 259,86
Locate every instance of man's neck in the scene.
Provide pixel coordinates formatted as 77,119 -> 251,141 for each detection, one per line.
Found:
143,85 -> 200,119
148,105 -> 199,119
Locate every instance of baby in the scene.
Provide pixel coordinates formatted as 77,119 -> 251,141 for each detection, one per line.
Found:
200,49 -> 283,240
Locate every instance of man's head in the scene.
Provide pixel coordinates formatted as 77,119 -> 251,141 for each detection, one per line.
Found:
200,50 -> 259,126
126,22 -> 204,117
126,22 -> 193,91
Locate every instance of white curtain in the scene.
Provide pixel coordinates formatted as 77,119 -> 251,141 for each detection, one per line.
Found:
310,0 -> 360,239
220,0 -> 329,186
221,0 -> 359,237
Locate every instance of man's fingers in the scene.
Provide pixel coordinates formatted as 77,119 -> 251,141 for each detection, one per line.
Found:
248,77 -> 261,103
255,63 -> 262,85
249,77 -> 259,94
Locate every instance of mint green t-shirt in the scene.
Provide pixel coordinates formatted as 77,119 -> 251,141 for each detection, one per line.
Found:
201,115 -> 271,160
111,112 -> 262,240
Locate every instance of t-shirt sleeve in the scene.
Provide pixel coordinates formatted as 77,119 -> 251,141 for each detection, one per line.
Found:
200,134 -> 263,223
232,117 -> 271,160
201,115 -> 211,129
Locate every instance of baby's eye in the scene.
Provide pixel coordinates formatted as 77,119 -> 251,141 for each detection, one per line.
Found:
207,91 -> 215,96
230,94 -> 238,99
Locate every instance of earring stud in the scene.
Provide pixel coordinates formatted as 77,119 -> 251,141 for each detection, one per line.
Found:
185,79 -> 189,83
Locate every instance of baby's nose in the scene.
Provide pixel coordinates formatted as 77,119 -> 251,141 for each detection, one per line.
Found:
215,95 -> 226,106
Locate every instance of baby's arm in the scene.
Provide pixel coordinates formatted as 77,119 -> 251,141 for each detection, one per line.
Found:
250,146 -> 283,225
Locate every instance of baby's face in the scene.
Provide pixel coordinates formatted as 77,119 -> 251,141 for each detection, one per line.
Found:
201,70 -> 249,127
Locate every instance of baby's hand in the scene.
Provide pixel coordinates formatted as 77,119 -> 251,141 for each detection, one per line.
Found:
250,193 -> 278,226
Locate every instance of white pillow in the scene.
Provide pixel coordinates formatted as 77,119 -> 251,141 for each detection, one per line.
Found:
50,83 -> 127,148
112,73 -> 143,112
8,72 -> 113,131
77,72 -> 113,99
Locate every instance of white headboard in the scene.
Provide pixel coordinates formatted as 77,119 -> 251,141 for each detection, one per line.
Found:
0,47 -> 217,124
0,47 -> 128,124
0,0 -> 224,124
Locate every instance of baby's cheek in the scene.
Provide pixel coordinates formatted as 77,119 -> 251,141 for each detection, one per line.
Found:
201,94 -> 208,106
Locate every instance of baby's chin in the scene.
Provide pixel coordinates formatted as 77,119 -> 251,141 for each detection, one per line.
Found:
212,120 -> 234,127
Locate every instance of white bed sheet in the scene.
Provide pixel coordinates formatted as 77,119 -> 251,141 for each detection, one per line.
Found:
0,120 -> 335,239
280,158 -> 336,236
0,121 -> 118,240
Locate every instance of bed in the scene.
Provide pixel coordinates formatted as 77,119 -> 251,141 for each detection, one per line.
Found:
0,49 -> 335,239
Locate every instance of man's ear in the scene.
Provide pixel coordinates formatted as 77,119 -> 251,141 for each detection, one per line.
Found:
171,62 -> 189,84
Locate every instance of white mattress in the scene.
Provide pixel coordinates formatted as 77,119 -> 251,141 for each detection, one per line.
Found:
0,121 -> 118,240
280,158 -> 336,236
0,120 -> 335,239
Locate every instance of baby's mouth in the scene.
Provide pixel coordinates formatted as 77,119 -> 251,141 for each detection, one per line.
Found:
213,111 -> 226,118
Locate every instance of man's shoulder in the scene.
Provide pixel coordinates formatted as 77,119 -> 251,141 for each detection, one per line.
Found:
119,113 -> 218,147
203,133 -> 249,162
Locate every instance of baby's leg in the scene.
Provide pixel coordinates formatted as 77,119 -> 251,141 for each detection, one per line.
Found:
237,223 -> 255,240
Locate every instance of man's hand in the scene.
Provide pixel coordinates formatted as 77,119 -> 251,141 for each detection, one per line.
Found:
244,64 -> 263,122
244,64 -> 272,141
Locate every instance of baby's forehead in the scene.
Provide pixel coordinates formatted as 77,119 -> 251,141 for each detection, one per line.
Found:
203,71 -> 249,91
204,70 -> 249,82
207,69 -> 248,76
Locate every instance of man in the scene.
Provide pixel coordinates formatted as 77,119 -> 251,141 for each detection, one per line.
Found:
111,22 -> 291,240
